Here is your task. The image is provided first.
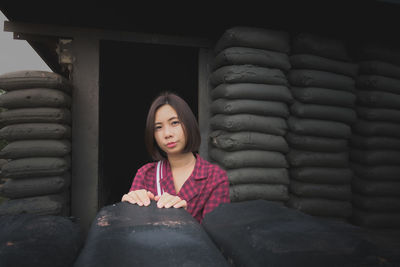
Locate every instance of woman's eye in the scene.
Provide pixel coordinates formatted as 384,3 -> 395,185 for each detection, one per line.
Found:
172,120 -> 180,126
155,125 -> 162,131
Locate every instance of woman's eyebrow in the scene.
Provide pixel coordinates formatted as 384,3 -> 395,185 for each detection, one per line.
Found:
168,116 -> 178,121
155,116 -> 178,125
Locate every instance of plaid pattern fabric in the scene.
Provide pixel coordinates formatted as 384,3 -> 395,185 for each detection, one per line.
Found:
129,154 -> 230,223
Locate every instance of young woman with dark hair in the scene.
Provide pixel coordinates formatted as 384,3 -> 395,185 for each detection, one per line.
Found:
121,91 -> 230,223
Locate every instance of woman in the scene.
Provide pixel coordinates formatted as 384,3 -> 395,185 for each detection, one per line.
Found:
121,91 -> 230,223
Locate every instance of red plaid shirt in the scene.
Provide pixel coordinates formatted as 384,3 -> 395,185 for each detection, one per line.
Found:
129,154 -> 230,223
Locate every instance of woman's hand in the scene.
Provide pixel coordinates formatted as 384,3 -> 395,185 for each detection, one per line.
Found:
121,189 -> 155,206
155,192 -> 187,209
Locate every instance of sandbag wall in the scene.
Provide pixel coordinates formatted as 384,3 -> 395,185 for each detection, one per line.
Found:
208,27 -> 294,204
0,70 -> 72,216
350,43 -> 400,228
285,33 -> 358,220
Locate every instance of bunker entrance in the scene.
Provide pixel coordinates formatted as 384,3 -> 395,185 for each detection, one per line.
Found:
99,41 -> 198,207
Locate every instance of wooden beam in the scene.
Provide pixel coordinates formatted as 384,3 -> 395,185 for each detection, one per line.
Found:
12,33 -> 63,74
70,37 -> 100,235
198,48 -> 214,161
4,20 -> 213,48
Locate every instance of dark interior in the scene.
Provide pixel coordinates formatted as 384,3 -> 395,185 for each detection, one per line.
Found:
99,41 -> 198,206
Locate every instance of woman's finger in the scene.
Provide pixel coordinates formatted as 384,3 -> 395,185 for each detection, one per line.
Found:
121,194 -> 129,202
173,199 -> 187,209
136,189 -> 151,206
156,192 -> 173,208
121,193 -> 137,205
147,191 -> 155,200
164,196 -> 182,208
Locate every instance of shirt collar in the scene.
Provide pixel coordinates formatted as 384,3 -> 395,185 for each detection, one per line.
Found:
192,153 -> 208,180
163,153 -> 208,181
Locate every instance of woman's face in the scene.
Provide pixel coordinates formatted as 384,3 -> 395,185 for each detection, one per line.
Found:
154,104 -> 186,156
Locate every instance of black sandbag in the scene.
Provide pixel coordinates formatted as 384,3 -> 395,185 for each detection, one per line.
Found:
350,149 -> 400,165
73,201 -> 229,267
0,70 -> 72,93
352,176 -> 400,197
211,114 -> 287,136
290,180 -> 352,201
351,163 -> 400,181
210,130 -> 289,153
359,60 -> 400,79
290,167 -> 352,184
0,123 -> 71,141
210,65 -> 288,87
1,157 -> 70,178
350,134 -> 400,150
0,88 -> 71,109
0,140 -> 71,159
0,193 -> 68,216
356,90 -> 400,110
290,54 -> 358,77
291,32 -> 350,61
288,116 -> 351,139
0,159 -> 8,169
356,106 -> 400,123
351,208 -> 400,229
230,184 -> 289,202
211,98 -> 289,118
0,173 -> 70,198
290,100 -> 357,124
286,132 -> 348,152
287,195 -> 352,218
352,194 -> 400,212
202,200 -> 383,267
0,214 -> 83,267
227,167 -> 289,185
0,107 -> 71,126
212,47 -> 291,71
211,83 -> 294,104
288,69 -> 355,92
286,149 -> 349,168
352,120 -> 400,138
209,148 -> 288,169
356,75 -> 400,95
290,86 -> 355,107
214,26 -> 290,54
358,43 -> 400,66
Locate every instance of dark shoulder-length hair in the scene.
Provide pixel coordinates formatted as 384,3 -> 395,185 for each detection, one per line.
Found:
145,91 -> 201,161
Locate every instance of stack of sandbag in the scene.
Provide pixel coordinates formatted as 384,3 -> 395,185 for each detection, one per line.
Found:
286,33 -> 358,220
208,26 -> 293,204
350,42 -> 400,228
0,70 -> 72,216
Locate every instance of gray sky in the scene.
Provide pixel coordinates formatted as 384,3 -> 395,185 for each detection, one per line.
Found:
0,11 -> 51,75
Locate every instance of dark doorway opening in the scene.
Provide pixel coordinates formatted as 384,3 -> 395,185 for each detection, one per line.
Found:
99,41 -> 198,208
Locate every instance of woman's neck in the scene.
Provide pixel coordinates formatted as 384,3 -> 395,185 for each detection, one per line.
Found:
168,152 -> 196,170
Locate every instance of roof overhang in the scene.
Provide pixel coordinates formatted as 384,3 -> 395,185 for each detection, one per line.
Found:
1,1 -> 400,76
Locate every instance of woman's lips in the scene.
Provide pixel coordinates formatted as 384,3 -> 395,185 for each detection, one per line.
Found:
166,142 -> 177,148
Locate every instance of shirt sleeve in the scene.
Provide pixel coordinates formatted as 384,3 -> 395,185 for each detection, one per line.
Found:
129,163 -> 152,192
201,168 -> 230,221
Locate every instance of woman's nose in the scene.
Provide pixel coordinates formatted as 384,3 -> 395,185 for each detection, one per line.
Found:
163,125 -> 173,138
